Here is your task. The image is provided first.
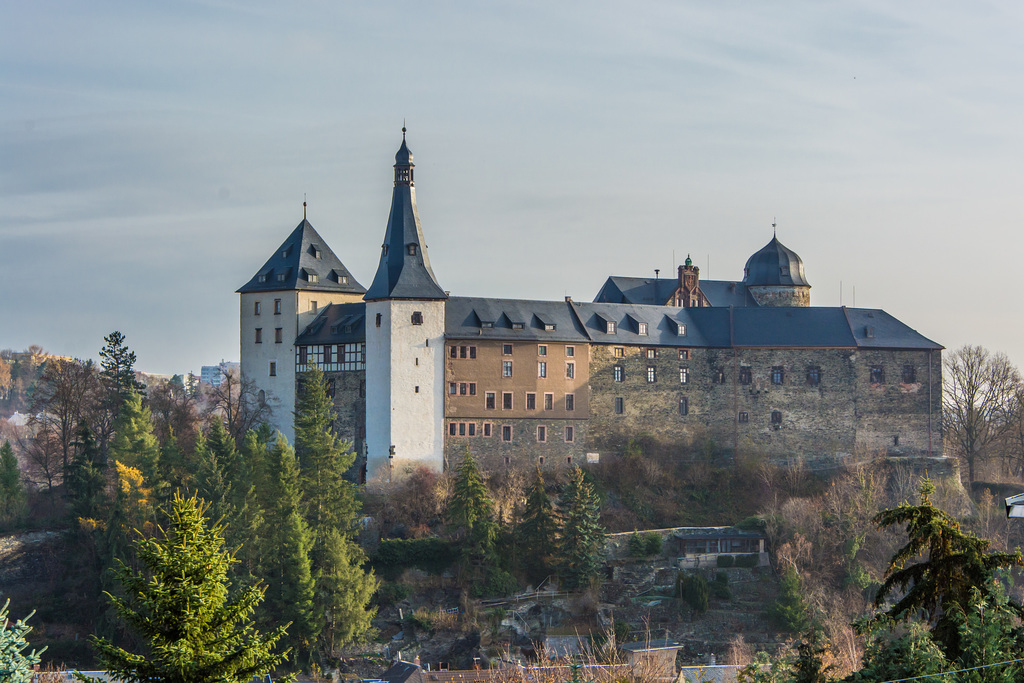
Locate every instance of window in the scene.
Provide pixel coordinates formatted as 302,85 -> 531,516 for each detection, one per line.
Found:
539,456 -> 545,465
469,383 -> 476,395
679,397 -> 689,416
310,301 -> 318,314
254,301 -> 261,315
257,274 -> 268,283
299,347 -> 308,365
614,397 -> 624,414
902,365 -> 917,383
538,345 -> 547,356
275,328 -> 283,344
308,272 -> 318,284
503,344 -> 513,355
679,367 -> 689,384
459,382 -> 468,395
274,299 -> 282,315
512,322 -> 525,330
537,426 -> 547,442
566,346 -> 575,357
450,346 -> 458,358
269,361 -> 277,377
483,423 -> 492,437
714,368 -> 726,384
449,382 -> 457,395
503,361 -> 513,377
526,393 -> 537,410
565,393 -> 575,411
565,426 -> 575,442
255,328 -> 263,344
647,366 -> 657,383
469,346 -> 477,359
613,347 -> 624,358
606,320 -> 616,334
277,272 -> 286,282
544,393 -> 553,410
538,361 -> 547,378
771,410 -> 783,426
870,366 -> 886,384
679,349 -> 689,360
738,411 -> 749,423
485,392 -> 496,410
676,323 -> 687,337
459,423 -> 466,436
739,367 -> 752,385
566,362 -> 575,379
407,244 -> 417,255
502,425 -> 512,442
771,366 -> 784,385
807,366 -> 821,386
411,311 -> 423,325
468,423 -> 476,436
449,422 -> 457,436
613,365 -> 624,382
324,346 -> 333,364
638,322 -> 648,336
502,392 -> 513,409
376,313 -> 382,327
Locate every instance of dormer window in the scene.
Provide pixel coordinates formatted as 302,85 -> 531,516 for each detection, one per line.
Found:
281,248 -> 290,258
544,323 -> 556,331
676,323 -> 687,337
307,271 -> 318,284
310,245 -> 322,259
407,244 -> 418,256
606,321 -> 616,334
481,321 -> 494,329
512,322 -> 525,330
276,273 -> 286,282
257,273 -> 269,283
638,322 -> 648,336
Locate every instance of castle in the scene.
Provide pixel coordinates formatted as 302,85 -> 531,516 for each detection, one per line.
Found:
238,132 -> 943,480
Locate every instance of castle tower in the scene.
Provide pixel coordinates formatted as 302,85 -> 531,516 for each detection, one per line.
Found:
672,255 -> 709,307
364,130 -> 448,480
742,235 -> 811,307
237,215 -> 365,441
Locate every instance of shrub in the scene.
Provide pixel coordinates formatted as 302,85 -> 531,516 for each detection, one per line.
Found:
628,531 -> 646,557
676,573 -> 709,614
373,537 -> 458,574
475,568 -> 519,598
711,572 -> 731,600
643,533 -> 663,556
735,553 -> 759,568
717,554 -> 735,568
373,582 -> 410,607
628,531 -> 663,557
735,516 -> 766,532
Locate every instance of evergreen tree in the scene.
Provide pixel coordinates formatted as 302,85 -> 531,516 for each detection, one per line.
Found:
99,331 -> 143,404
770,567 -> 810,634
260,434 -> 318,660
872,477 -> 1023,657
555,466 -> 605,591
194,431 -> 234,527
317,528 -> 378,654
108,392 -> 161,486
0,441 -> 25,524
517,465 -> 557,585
89,493 -> 291,683
65,422 -> 107,523
0,599 -> 43,683
448,447 -> 496,549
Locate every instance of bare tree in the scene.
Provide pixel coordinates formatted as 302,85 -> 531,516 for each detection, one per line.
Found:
28,358 -> 99,477
943,345 -> 1021,485
20,424 -> 63,491
202,367 -> 273,444
148,377 -> 202,454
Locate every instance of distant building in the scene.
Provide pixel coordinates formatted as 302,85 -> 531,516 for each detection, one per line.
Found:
239,132 -> 944,480
200,362 -> 239,387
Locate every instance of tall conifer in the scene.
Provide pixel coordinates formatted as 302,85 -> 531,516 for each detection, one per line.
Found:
555,466 -> 605,590
518,465 -> 557,585
108,392 -> 161,486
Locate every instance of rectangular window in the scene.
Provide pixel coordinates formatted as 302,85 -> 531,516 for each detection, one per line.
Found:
324,345 -> 334,364
411,311 -> 423,325
460,382 -> 468,395
565,393 -> 575,411
485,392 -> 496,410
503,344 -> 513,355
870,366 -> 886,384
275,328 -> 283,344
269,361 -> 277,377
647,366 -> 657,383
502,425 -> 512,442
255,328 -> 263,344
483,423 -> 492,437
538,345 -> 547,356
449,382 -> 457,395
679,349 -> 689,360
470,346 -> 476,359
638,322 -> 648,336
613,365 -> 624,382
469,383 -> 476,396
646,348 -> 657,359
254,301 -> 261,315
537,426 -> 547,442
679,367 -> 689,384
679,397 -> 689,416
738,411 -> 748,423
299,347 -> 308,365
538,361 -> 547,378
606,320 -> 616,334
459,422 -> 466,436
503,361 -> 513,377
274,299 -> 282,315
614,397 -> 624,414
613,347 -> 624,358
565,426 -> 575,442
902,365 -> 916,383
566,362 -> 575,379
449,422 -> 457,436
772,366 -> 784,385
459,345 -> 467,358
526,393 -> 537,410
772,410 -> 783,425
807,366 -> 821,386
544,393 -> 553,410
450,346 -> 458,358
739,367 -> 752,385
566,346 -> 575,357
310,301 -> 317,313
468,423 -> 476,436
502,392 -> 513,409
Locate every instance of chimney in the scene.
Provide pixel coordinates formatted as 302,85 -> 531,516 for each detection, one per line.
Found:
414,655 -> 421,668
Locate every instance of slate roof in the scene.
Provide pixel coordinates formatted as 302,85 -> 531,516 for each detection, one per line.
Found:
237,219 -> 365,295
671,526 -> 765,540
364,136 -> 447,301
294,302 -> 366,345
742,236 -> 810,287
620,639 -> 681,652
445,297 -> 590,342
593,276 -> 759,308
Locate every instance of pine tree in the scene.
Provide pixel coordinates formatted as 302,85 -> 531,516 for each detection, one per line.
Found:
89,493 -> 291,683
517,465 -> 557,585
0,441 -> 25,524
99,331 -> 143,404
317,528 -> 378,654
555,466 -> 605,591
194,431 -> 234,526
448,447 -> 496,548
108,392 -> 161,486
769,566 -> 809,633
260,434 -> 318,660
0,599 -> 43,683
65,423 -> 106,523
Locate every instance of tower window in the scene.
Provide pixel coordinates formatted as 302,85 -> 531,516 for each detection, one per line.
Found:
566,346 -> 575,357
538,345 -> 547,356
275,328 -> 283,344
613,365 -> 624,382
269,361 -> 277,377
738,411 -> 749,423
646,348 -> 657,359
679,397 -> 689,416
739,367 -> 752,385
870,366 -> 886,384
503,344 -> 513,355
255,328 -> 262,344
902,365 -> 917,383
274,299 -> 282,315
411,311 -> 423,325
772,410 -> 783,426
376,313 -> 382,327
407,244 -> 417,255
679,367 -> 689,384
714,368 -> 726,384
614,397 -> 624,414
254,301 -> 261,315
566,362 -> 575,379
538,362 -> 547,378
679,349 -> 689,360
613,347 -> 624,358
807,366 -> 821,386
646,366 -> 656,383
771,366 -> 784,385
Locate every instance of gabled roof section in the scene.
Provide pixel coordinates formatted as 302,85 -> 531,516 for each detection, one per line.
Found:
364,134 -> 447,301
237,219 -> 366,295
295,302 -> 367,345
445,297 -> 590,342
845,308 -> 942,350
594,276 -> 759,308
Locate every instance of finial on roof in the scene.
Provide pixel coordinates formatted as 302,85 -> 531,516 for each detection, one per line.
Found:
303,194 -> 307,220
402,120 -> 407,140
772,218 -> 777,238
685,254 -> 692,267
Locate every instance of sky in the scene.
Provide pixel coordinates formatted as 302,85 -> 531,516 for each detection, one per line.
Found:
2,1 -> 1024,375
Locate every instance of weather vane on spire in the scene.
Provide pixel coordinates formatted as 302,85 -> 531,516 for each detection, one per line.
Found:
402,119 -> 407,139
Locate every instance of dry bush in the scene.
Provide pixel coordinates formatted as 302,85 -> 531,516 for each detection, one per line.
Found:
726,634 -> 753,666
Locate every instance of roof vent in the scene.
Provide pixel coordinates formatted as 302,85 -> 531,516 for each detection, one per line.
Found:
865,326 -> 875,338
